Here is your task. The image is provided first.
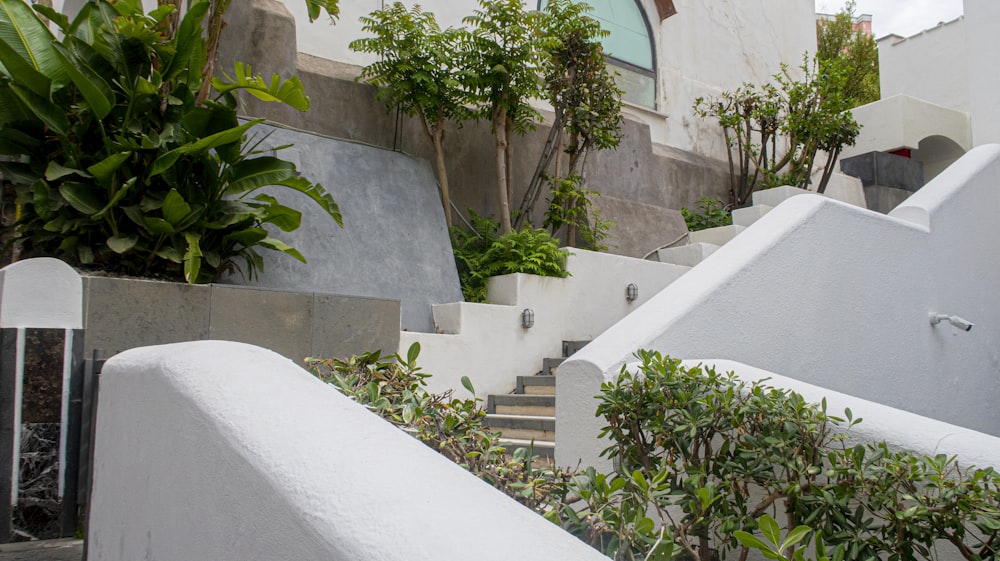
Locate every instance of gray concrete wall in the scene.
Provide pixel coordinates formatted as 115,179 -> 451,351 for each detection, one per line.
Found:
217,0 -> 729,260
82,276 -> 400,363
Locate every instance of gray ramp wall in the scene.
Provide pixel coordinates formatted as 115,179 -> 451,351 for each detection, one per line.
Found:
220,123 -> 461,332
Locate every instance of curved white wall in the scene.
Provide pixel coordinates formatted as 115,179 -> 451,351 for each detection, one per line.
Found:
88,340 -> 610,561
557,145 -> 1000,467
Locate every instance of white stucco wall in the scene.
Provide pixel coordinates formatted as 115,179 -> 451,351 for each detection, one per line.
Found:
279,0 -> 815,161
88,340 -> 611,561
400,249 -> 687,399
878,18 -> 969,114
0,258 -> 82,329
965,0 -> 1000,145
556,144 -> 1000,468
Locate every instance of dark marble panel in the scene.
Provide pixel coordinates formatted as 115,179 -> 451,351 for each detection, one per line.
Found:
11,423 -> 60,541
1,328 -> 17,543
22,329 -> 65,424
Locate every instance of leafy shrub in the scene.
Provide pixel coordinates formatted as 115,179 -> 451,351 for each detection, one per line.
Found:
680,197 -> 732,232
543,175 -> 614,252
450,212 -> 570,302
308,344 -> 569,511
2,0 -> 340,282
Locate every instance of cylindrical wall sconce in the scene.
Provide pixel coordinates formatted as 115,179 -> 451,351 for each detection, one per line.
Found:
626,283 -> 638,303
521,308 -> 535,329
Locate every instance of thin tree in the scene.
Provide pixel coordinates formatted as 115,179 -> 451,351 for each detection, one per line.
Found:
350,3 -> 474,227
464,0 -> 543,234
816,0 -> 879,107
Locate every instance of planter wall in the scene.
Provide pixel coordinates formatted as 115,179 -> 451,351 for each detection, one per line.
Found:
82,276 -> 400,364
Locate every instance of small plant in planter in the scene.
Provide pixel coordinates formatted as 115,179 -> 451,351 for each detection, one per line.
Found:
0,0 -> 341,283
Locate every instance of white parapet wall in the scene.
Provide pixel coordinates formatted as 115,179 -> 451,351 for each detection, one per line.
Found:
557,144 -> 1000,468
400,249 -> 688,399
87,340 -> 610,561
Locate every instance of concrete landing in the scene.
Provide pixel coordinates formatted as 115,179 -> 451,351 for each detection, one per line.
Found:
0,539 -> 82,561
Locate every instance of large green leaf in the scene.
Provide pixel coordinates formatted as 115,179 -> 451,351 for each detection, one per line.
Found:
162,189 -> 191,227
161,0 -> 208,82
0,86 -> 31,127
0,0 -> 66,89
107,234 -> 138,254
59,181 -> 103,215
259,237 -> 306,263
87,152 -> 130,185
0,36 -> 50,96
271,175 -> 343,227
52,42 -> 113,119
9,83 -> 68,134
225,157 -> 296,194
251,194 -> 302,232
149,119 -> 261,177
92,176 -> 136,219
212,63 -> 310,112
183,232 -> 202,283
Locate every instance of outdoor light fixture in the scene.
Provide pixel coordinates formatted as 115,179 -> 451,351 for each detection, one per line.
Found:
930,312 -> 974,332
521,308 -> 535,329
626,283 -> 639,302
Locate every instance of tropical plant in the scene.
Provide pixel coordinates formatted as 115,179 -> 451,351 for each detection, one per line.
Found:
694,55 -> 860,206
450,211 -> 569,302
2,0 -> 340,282
350,3 -> 474,228
543,175 -> 613,251
463,0 -> 544,235
817,1 -> 879,108
519,0 -> 623,245
680,197 -> 732,232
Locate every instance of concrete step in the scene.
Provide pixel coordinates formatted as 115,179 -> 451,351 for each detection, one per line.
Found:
731,205 -> 774,227
541,357 -> 564,376
516,375 -> 555,395
488,394 -> 555,416
485,414 -> 555,441
655,242 -> 720,267
562,340 -> 590,357
688,224 -> 746,246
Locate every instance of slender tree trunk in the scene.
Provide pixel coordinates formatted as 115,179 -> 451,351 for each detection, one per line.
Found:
196,0 -> 231,106
493,105 -> 513,234
431,126 -> 452,228
505,117 -> 515,212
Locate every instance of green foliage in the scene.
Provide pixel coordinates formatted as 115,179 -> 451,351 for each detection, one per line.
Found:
350,3 -> 473,227
450,211 -> 570,302
543,175 -> 614,251
694,55 -> 860,205
592,351 -> 1000,561
680,197 -> 732,232
3,0 -> 341,282
817,2 -> 879,107
308,344 -> 570,511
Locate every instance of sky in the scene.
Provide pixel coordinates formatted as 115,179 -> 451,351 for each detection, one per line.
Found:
814,0 -> 965,39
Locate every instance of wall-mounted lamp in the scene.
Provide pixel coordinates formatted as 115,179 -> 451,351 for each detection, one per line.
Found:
930,312 -> 974,332
626,283 -> 639,303
521,308 -> 535,329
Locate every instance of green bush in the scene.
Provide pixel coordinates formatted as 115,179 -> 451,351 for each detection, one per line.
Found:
680,197 -> 732,232
450,212 -> 570,302
2,0 -> 340,282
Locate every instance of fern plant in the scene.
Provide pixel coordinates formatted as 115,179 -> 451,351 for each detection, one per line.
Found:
451,212 -> 569,302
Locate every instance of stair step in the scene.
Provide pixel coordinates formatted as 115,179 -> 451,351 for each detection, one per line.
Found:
655,242 -> 720,267
499,437 -> 555,459
516,375 -> 555,395
562,340 -> 589,357
485,414 -> 555,441
541,357 -> 564,376
488,394 -> 555,416
731,205 -> 774,227
688,224 -> 746,246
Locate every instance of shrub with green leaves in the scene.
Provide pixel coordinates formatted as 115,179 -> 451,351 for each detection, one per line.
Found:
2,0 -> 341,282
450,212 -> 570,302
680,196 -> 732,232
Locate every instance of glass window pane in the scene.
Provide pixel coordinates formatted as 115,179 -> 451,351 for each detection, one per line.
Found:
540,0 -> 653,70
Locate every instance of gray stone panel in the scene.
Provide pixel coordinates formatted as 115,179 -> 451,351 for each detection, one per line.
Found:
82,277 -> 210,357
218,123 -> 462,333
208,285 -> 313,365
311,295 -> 400,359
841,151 -> 925,214
593,196 -> 687,258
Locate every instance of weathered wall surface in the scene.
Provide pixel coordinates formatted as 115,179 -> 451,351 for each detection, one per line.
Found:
87,340 -> 613,561
878,18 -> 969,114
219,122 -> 462,332
220,0 -> 721,259
557,145 -> 1000,469
82,277 -> 400,363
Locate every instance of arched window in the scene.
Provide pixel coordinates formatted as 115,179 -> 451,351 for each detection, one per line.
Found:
539,0 -> 657,108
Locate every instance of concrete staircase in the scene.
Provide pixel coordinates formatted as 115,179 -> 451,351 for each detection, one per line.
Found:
484,341 -> 588,462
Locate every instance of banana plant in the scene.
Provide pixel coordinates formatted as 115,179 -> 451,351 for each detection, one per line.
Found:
0,0 -> 341,283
